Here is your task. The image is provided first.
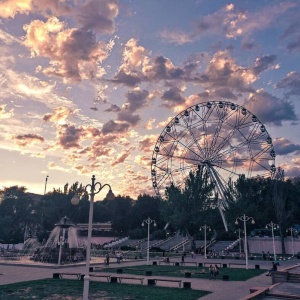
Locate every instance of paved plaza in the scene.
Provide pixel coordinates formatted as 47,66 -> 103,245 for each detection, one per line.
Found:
0,256 -> 299,299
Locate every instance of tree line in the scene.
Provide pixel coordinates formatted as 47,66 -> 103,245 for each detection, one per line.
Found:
0,168 -> 299,253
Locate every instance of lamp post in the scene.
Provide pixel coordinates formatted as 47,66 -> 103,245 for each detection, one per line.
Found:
41,175 -> 49,228
235,229 -> 243,254
200,224 -> 211,258
141,217 -> 156,265
71,175 -> 114,300
44,175 -> 49,195
266,222 -> 279,261
235,214 -> 255,269
286,227 -> 297,256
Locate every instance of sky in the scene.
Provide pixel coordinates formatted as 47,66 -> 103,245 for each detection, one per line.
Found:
0,0 -> 300,200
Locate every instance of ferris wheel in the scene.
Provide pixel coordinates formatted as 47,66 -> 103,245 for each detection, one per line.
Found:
151,101 -> 276,231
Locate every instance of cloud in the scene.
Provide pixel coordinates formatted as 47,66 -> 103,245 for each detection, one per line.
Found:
74,0 -> 119,34
124,88 -> 149,112
110,38 -> 147,86
241,40 -> 257,51
111,149 -> 131,166
287,36 -> 300,52
57,124 -> 85,149
117,111 -> 140,126
121,38 -> 147,70
0,0 -> 31,18
245,89 -> 297,126
101,120 -> 130,134
12,133 -> 44,147
0,0 -> 119,35
276,71 -> 300,97
159,30 -> 192,45
273,138 -> 300,155
252,55 -> 277,75
139,135 -> 158,152
144,119 -> 155,130
143,56 -> 185,81
0,105 -> 14,119
281,19 -> 300,52
278,162 -> 300,178
104,104 -> 121,113
111,69 -> 143,87
23,17 -> 111,82
43,106 -> 72,124
199,50 -> 256,93
159,2 -> 296,44
223,2 -> 295,39
161,86 -> 185,108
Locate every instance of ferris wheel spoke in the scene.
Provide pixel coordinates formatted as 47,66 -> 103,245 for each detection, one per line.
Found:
211,126 -> 240,158
181,120 -> 207,159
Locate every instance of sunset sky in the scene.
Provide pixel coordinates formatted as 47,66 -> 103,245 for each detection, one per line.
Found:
0,0 -> 300,200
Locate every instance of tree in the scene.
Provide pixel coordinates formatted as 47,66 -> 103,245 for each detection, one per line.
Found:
271,168 -> 292,254
162,166 -> 215,250
129,194 -> 163,230
0,186 -> 34,243
226,175 -> 272,230
105,196 -> 133,235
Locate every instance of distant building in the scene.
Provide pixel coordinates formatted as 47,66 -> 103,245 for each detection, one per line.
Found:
77,222 -> 113,236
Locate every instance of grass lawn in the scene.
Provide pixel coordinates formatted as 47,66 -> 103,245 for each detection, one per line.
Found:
0,279 -> 211,300
102,264 -> 266,281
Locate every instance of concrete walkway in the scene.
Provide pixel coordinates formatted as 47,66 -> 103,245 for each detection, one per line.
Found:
0,256 -> 299,299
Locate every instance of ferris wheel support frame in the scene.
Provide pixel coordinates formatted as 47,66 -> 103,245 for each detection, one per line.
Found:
205,164 -> 229,231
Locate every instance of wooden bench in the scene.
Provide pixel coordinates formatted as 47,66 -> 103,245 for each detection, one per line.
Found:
89,274 -> 111,282
117,276 -> 144,284
150,278 -> 183,287
53,272 -> 82,280
181,261 -> 198,267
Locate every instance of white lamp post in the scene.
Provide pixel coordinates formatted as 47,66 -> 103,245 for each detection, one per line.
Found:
71,175 -> 114,300
200,224 -> 211,258
235,214 -> 255,269
266,222 -> 279,261
141,217 -> 156,265
235,229 -> 243,254
286,227 -> 297,256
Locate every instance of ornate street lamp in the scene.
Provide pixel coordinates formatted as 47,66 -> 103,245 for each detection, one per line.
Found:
200,224 -> 211,258
235,214 -> 255,269
286,227 -> 298,256
71,175 -> 114,300
141,217 -> 156,265
266,221 -> 279,261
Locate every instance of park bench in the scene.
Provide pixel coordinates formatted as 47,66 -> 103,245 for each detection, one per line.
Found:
181,261 -> 198,266
115,276 -> 144,284
148,278 -> 183,287
89,273 -> 111,282
53,272 -> 82,280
